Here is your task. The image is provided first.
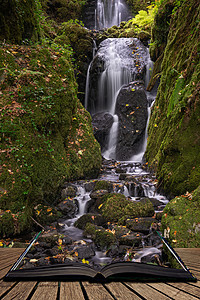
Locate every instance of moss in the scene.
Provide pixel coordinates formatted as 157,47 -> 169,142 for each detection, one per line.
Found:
0,0 -> 41,44
0,41 -> 101,235
40,0 -> 86,23
101,194 -> 130,222
93,181 -> 113,192
146,0 -> 200,196
123,198 -> 154,219
0,212 -> 15,237
161,186 -> 200,247
94,230 -> 116,250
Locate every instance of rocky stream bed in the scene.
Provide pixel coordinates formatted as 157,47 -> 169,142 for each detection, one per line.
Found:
18,158 -> 170,270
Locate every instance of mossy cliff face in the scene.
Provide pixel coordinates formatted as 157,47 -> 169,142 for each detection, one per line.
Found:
0,0 -> 41,44
0,41 -> 101,231
146,0 -> 200,197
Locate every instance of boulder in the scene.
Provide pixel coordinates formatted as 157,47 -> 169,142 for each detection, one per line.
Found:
77,244 -> 95,259
119,232 -> 143,247
92,112 -> 114,150
61,184 -> 77,199
115,81 -> 148,160
126,217 -> 158,234
57,199 -> 77,218
74,214 -> 107,230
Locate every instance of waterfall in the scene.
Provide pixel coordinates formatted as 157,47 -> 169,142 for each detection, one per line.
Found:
84,62 -> 92,110
95,0 -> 130,29
103,114 -> 119,159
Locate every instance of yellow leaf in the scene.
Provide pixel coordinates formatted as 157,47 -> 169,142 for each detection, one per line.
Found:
82,258 -> 89,264
98,203 -> 103,209
37,210 -> 41,215
0,242 -> 4,247
75,251 -> 78,256
47,208 -> 52,212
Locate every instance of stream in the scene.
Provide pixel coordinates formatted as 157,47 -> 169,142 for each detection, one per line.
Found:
24,0 -> 169,269
57,1 -> 169,265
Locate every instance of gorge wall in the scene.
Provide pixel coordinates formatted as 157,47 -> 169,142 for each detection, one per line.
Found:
146,0 -> 200,197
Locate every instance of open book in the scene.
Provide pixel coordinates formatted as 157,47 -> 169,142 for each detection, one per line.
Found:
5,231 -> 196,282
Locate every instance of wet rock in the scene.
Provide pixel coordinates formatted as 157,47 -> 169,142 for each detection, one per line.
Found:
39,231 -> 59,247
115,81 -> 148,160
62,235 -> 73,245
119,232 -> 143,247
61,184 -> 77,199
92,112 -> 114,150
90,189 -> 109,200
147,198 -> 165,209
126,217 -> 158,234
77,244 -> 95,259
74,213 -> 107,230
84,181 -> 95,192
128,182 -> 145,197
58,199 -> 77,218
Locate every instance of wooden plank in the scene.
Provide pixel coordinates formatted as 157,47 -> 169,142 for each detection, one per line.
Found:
189,269 -> 200,280
125,282 -> 170,299
2,281 -> 37,300
175,248 -> 200,255
0,266 -> 13,280
168,282 -> 200,298
82,282 -> 114,300
60,282 -> 85,300
0,280 -> 16,297
105,282 -> 141,299
147,282 -> 199,299
188,281 -> 200,288
31,282 -> 58,300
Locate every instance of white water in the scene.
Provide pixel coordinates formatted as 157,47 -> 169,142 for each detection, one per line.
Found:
103,114 -> 119,159
95,0 -> 130,29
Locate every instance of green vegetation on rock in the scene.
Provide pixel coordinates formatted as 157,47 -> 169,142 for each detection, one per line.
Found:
161,187 -> 200,247
0,0 -> 101,236
146,0 -> 200,196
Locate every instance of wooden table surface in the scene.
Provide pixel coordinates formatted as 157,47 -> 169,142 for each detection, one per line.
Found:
0,248 -> 199,299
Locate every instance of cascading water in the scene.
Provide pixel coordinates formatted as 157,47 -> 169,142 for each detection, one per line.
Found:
95,0 -> 130,29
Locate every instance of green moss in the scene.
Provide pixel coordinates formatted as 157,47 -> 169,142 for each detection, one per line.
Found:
146,0 -> 200,196
40,0 -> 86,23
94,230 -> 116,250
93,181 -> 112,192
0,212 -> 15,237
0,0 -> 41,44
161,186 -> 200,247
0,40 -> 101,235
101,194 -> 130,222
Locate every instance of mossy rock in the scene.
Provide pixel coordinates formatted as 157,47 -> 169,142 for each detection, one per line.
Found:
74,214 -> 106,230
124,198 -> 154,218
93,180 -> 113,192
83,223 -> 97,238
101,193 -> 130,222
34,204 -> 62,226
161,186 -> 200,247
94,230 -> 116,250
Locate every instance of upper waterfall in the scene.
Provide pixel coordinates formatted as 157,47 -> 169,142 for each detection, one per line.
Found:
95,0 -> 130,29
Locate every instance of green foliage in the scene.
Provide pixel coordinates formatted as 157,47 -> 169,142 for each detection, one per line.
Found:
126,4 -> 158,32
